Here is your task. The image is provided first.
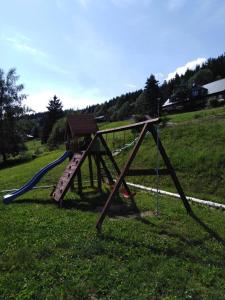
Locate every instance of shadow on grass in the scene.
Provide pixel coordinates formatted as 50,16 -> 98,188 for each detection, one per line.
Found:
99,211 -> 225,268
189,211 -> 225,245
12,190 -> 225,247
0,156 -> 32,170
12,189 -> 141,217
99,231 -> 225,269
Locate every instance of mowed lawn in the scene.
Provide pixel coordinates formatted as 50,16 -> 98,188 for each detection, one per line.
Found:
0,150 -> 225,299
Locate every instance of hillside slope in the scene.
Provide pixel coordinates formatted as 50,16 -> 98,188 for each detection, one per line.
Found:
106,107 -> 225,203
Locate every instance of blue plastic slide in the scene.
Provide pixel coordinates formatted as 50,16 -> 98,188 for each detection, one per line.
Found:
3,151 -> 70,204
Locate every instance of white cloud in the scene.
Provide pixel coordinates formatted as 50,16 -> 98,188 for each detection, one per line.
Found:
2,33 -> 70,76
125,83 -> 137,89
167,0 -> 187,11
166,57 -> 207,81
3,34 -> 47,58
25,87 -> 105,113
155,72 -> 165,83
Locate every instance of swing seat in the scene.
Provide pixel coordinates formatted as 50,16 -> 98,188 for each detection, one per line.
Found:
107,182 -> 136,199
119,185 -> 136,199
120,189 -> 136,199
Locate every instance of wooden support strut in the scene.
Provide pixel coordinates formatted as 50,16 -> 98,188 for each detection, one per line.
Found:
94,154 -> 102,192
98,155 -> 114,185
149,125 -> 193,215
77,168 -> 82,194
97,134 -> 132,196
88,155 -> 94,188
96,123 -> 149,231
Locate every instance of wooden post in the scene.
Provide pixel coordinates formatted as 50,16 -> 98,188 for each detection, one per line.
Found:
96,123 -> 148,231
98,155 -> 114,185
98,134 -> 132,195
77,168 -> 82,194
94,154 -> 102,192
88,155 -> 94,188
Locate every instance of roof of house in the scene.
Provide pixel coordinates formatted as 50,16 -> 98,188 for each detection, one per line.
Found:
202,78 -> 225,95
162,98 -> 178,107
66,114 -> 98,138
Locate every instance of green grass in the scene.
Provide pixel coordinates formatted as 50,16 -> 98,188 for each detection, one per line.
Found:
98,107 -> 225,204
167,106 -> 225,123
0,108 -> 225,298
0,153 -> 224,299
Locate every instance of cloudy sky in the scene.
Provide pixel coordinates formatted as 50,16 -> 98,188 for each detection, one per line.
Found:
1,0 -> 225,112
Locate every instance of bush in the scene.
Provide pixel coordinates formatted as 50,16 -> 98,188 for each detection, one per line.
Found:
209,98 -> 220,107
47,117 -> 66,149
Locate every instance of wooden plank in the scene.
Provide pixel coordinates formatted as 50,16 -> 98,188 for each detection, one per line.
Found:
127,168 -> 170,176
97,118 -> 159,135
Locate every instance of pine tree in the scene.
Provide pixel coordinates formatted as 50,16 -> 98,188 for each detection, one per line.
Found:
41,95 -> 63,143
136,74 -> 160,117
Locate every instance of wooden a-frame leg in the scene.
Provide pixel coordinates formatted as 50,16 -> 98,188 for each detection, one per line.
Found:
98,155 -> 114,185
88,155 -> 94,188
98,134 -> 132,196
77,168 -> 82,194
96,124 -> 148,231
150,125 -> 193,215
94,154 -> 102,193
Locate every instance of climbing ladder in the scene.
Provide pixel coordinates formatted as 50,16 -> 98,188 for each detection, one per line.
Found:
52,152 -> 84,202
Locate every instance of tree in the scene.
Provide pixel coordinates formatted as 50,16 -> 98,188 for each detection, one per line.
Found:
41,95 -> 63,143
188,68 -> 214,86
0,68 -> 26,162
47,117 -> 66,149
136,75 -> 160,117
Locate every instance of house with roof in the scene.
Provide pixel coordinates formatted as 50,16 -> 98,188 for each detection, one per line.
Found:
162,78 -> 225,112
202,78 -> 225,103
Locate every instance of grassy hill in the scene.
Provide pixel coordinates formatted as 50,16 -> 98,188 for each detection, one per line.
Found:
103,106 -> 225,203
0,107 -> 225,299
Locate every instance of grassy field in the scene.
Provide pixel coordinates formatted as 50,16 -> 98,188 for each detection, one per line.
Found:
0,107 -> 225,299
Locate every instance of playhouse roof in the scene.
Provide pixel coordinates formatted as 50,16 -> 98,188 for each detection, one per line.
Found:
66,114 -> 99,138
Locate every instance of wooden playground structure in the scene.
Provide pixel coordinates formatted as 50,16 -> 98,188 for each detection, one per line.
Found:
52,114 -> 193,231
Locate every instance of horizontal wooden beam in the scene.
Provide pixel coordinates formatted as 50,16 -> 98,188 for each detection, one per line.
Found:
126,168 -> 170,176
97,118 -> 159,135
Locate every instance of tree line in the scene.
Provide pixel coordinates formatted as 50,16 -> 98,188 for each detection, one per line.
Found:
81,53 -> 225,120
1,52 -> 225,161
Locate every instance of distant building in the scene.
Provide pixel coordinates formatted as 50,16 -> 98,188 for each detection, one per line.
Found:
202,78 -> 225,103
95,115 -> 107,122
191,85 -> 208,99
162,78 -> 225,112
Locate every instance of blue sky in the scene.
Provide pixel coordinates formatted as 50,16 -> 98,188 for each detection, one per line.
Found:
1,0 -> 225,112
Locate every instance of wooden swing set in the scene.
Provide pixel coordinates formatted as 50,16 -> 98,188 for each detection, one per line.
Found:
52,115 -> 193,232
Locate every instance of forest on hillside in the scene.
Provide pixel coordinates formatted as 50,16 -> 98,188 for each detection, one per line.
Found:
81,52 -> 225,121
